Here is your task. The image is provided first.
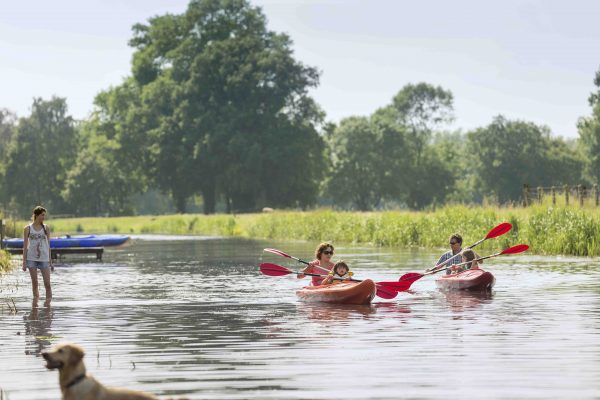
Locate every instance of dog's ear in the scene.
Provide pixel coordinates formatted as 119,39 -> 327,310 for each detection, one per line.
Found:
68,345 -> 85,366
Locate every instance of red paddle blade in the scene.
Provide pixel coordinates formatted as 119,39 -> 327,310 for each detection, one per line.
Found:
500,244 -> 529,255
264,248 -> 292,259
485,222 -> 512,239
259,263 -> 293,276
399,272 -> 423,282
375,285 -> 398,299
379,280 -> 414,292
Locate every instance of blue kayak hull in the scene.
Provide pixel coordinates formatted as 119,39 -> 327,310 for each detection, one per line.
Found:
2,235 -> 130,249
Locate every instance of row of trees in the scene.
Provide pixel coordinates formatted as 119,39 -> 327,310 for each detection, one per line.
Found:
0,0 -> 599,216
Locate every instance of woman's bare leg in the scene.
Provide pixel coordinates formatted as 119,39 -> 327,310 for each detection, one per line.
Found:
40,267 -> 52,300
28,268 -> 40,299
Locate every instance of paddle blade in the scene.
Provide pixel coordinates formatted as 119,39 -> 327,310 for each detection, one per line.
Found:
379,280 -> 414,292
485,222 -> 512,239
259,263 -> 293,276
375,285 -> 398,299
264,248 -> 292,259
399,272 -> 423,282
500,244 -> 529,255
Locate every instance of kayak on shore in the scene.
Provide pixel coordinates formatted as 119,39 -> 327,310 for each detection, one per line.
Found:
435,269 -> 495,291
296,279 -> 376,305
2,234 -> 130,249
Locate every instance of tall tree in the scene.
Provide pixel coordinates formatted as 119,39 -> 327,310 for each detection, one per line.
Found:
126,0 -> 325,213
578,67 -> 600,184
325,117 -> 384,210
466,116 -> 581,203
3,98 -> 77,216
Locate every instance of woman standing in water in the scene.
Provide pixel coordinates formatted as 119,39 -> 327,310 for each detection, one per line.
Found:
22,206 -> 53,301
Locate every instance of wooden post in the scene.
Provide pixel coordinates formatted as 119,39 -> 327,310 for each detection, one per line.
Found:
551,186 -> 556,205
578,185 -> 584,207
594,184 -> 599,206
523,184 -> 530,207
564,185 -> 569,205
0,219 -> 3,249
537,187 -> 543,204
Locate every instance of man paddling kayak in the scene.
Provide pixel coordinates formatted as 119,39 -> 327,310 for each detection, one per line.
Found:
436,234 -> 464,275
297,242 -> 335,285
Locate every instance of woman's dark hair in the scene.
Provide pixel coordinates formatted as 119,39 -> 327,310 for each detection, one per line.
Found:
32,206 -> 47,218
31,206 -> 48,235
333,261 -> 349,275
315,242 -> 334,259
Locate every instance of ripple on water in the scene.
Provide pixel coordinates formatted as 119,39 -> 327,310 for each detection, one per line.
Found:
1,238 -> 600,399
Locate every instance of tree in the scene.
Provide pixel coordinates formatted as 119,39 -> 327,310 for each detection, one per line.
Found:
466,116 -> 579,203
325,117 -> 384,210
3,98 -> 77,216
125,0 -> 325,213
61,120 -> 134,216
371,83 -> 455,208
578,67 -> 600,184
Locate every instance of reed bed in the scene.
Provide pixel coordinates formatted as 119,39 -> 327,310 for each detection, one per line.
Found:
13,205 -> 600,256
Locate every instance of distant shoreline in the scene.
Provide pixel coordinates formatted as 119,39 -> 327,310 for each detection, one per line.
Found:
6,205 -> 597,257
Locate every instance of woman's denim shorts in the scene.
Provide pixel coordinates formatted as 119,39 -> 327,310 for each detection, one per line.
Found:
26,260 -> 50,269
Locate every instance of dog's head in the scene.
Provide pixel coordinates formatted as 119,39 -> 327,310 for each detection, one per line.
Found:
42,343 -> 85,370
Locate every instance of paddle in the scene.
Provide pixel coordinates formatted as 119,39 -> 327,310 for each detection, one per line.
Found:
259,263 -> 400,299
423,244 -> 529,275
396,222 -> 513,289
264,248 -> 312,266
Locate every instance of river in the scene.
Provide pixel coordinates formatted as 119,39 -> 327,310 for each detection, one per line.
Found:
1,236 -> 599,399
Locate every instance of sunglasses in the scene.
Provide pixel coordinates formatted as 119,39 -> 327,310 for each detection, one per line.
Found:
322,250 -> 334,255
449,241 -> 459,245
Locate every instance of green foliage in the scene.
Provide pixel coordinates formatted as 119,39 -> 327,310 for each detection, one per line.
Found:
578,67 -> 600,184
120,0 -> 326,213
45,205 -> 600,256
467,116 -> 584,203
2,97 -> 77,215
0,250 -> 11,274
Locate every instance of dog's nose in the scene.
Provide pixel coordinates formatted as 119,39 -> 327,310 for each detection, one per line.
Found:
42,352 -> 49,360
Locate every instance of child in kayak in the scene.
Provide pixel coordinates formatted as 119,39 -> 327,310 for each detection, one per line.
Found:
298,242 -> 335,285
320,261 -> 354,285
451,249 -> 480,274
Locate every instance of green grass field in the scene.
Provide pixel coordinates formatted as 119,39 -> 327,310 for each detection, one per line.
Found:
8,204 -> 597,257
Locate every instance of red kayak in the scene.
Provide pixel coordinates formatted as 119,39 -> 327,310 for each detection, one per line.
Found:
435,269 -> 495,291
296,279 -> 376,305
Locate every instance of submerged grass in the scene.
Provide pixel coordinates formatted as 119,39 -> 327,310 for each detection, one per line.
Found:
14,205 -> 600,256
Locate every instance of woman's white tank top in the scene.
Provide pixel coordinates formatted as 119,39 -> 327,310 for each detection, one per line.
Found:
26,224 -> 50,261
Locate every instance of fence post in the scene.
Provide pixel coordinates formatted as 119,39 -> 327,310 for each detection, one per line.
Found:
0,219 -> 3,249
564,185 -> 569,205
537,187 -> 543,204
551,186 -> 556,205
578,185 -> 584,207
594,184 -> 599,206
523,184 -> 530,207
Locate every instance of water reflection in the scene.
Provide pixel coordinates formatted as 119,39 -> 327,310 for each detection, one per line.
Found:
1,237 -> 600,399
440,290 -> 493,313
298,303 -> 377,321
24,298 -> 54,356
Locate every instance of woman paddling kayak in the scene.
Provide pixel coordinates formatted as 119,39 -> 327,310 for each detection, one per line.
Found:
297,242 -> 335,285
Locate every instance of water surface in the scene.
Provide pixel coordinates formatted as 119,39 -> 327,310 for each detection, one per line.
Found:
1,237 -> 599,399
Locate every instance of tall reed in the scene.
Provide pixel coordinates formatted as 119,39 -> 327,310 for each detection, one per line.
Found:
25,205 -> 600,256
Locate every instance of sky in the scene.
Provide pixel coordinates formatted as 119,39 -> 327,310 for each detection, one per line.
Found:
1,0 -> 599,138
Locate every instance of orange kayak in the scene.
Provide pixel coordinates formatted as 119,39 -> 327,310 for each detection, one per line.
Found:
296,279 -> 376,305
435,269 -> 495,291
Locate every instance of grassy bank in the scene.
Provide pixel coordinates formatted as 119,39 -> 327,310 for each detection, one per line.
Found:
0,250 -> 13,273
31,205 -> 600,256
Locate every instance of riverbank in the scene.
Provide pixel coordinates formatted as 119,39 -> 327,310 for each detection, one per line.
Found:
0,250 -> 12,273
21,205 -> 599,256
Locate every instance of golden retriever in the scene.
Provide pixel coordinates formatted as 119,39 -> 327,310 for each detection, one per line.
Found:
43,343 -> 159,400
